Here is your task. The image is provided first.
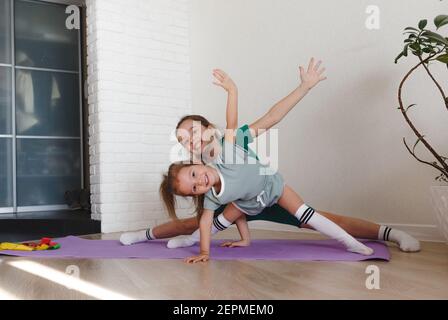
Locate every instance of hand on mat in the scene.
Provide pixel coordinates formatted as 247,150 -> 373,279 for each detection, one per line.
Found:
299,57 -> 327,90
212,69 -> 237,93
184,253 -> 210,264
220,240 -> 250,248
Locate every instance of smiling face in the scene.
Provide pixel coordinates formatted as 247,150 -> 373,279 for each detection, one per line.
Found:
175,165 -> 219,196
176,118 -> 215,158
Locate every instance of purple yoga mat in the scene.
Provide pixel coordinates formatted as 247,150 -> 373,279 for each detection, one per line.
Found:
0,236 -> 390,261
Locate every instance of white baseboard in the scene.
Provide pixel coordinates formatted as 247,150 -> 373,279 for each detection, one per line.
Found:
241,221 -> 446,243
379,223 -> 445,242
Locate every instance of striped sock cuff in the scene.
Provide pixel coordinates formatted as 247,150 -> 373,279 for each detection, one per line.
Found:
295,204 -> 316,226
213,217 -> 228,231
146,228 -> 155,240
379,226 -> 392,241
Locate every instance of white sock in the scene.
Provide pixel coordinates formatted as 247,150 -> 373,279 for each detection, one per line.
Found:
167,214 -> 232,249
379,226 -> 420,252
296,204 -> 374,256
120,228 -> 155,246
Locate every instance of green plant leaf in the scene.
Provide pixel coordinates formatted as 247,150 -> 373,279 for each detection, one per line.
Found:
395,51 -> 404,63
419,19 -> 428,30
409,43 -> 422,56
434,15 -> 448,29
422,30 -> 448,46
395,43 -> 411,63
405,27 -> 419,32
410,43 -> 421,51
436,53 -> 448,63
403,43 -> 409,56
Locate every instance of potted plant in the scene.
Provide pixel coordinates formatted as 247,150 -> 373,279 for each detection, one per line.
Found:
395,15 -> 448,242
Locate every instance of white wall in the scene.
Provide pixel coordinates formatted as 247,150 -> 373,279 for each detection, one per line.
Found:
86,0 -> 192,233
189,0 -> 448,240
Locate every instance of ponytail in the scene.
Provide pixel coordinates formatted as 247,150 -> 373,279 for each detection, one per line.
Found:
159,173 -> 177,220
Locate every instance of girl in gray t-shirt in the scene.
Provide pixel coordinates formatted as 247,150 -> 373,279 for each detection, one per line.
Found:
161,138 -> 375,263
202,140 -> 285,216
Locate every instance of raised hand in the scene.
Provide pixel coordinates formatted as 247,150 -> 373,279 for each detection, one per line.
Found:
212,69 -> 237,93
299,57 -> 327,90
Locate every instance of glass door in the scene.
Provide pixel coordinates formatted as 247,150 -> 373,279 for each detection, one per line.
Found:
0,0 -> 14,213
0,0 -> 83,214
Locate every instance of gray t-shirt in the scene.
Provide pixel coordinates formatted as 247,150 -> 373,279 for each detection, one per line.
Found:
203,141 -> 285,215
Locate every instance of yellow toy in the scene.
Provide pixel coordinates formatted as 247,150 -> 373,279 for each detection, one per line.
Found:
0,243 -> 34,251
0,238 -> 60,252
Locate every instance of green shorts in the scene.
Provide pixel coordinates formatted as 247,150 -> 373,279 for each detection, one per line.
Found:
214,203 -> 301,227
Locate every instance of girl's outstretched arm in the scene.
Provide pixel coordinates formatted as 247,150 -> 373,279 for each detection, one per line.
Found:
249,57 -> 327,138
220,214 -> 251,248
213,69 -> 238,130
184,209 -> 214,263
212,69 -> 238,143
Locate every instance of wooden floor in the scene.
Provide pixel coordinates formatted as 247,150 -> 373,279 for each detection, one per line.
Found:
0,229 -> 447,300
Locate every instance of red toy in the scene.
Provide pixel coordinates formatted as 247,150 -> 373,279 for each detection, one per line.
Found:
22,238 -> 61,251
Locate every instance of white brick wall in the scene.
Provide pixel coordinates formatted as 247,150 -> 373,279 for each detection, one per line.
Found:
86,0 -> 192,233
